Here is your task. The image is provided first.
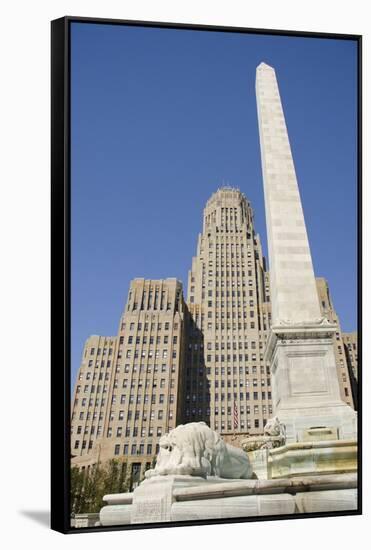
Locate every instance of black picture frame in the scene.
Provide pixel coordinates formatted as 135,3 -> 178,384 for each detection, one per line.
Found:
51,16 -> 362,534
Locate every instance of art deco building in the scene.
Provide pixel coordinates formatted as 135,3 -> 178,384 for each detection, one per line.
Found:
71,335 -> 118,456
316,278 -> 355,408
342,332 -> 358,382
71,278 -> 187,485
184,187 -> 272,440
342,331 -> 358,409
71,190 -> 356,479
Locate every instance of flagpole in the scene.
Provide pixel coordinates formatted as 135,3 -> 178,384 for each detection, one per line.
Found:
232,401 -> 238,442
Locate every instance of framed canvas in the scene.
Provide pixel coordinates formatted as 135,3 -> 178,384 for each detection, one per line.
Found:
51,16 -> 362,534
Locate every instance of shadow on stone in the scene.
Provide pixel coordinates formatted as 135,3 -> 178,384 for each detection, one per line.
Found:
19,510 -> 50,528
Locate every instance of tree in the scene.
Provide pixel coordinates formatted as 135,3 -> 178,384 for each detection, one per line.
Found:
70,459 -> 132,515
70,466 -> 85,515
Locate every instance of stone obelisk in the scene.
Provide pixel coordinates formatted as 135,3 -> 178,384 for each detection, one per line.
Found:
256,62 -> 356,443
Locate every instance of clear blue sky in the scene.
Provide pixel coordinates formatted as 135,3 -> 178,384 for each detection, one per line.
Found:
71,22 -> 358,384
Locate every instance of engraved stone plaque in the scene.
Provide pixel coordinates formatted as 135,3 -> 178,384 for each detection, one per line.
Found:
131,477 -> 173,523
288,353 -> 328,395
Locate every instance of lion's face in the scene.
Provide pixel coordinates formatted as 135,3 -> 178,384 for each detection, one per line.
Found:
156,434 -> 172,466
264,416 -> 280,435
154,432 -> 183,471
159,433 -> 175,452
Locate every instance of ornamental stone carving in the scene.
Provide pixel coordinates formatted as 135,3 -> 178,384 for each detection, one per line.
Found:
264,416 -> 286,438
241,416 -> 286,452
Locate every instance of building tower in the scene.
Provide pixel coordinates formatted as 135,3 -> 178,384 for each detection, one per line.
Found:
184,187 -> 273,439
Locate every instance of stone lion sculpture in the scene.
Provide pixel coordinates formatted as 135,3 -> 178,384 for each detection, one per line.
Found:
145,422 -> 253,479
241,416 -> 286,452
263,416 -> 286,438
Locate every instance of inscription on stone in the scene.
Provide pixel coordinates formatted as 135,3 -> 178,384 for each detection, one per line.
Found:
132,498 -> 165,523
131,479 -> 173,523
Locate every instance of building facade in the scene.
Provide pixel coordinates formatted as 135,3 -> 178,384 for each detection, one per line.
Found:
342,331 -> 358,409
71,189 -> 357,477
316,278 -> 355,408
342,332 -> 358,382
71,278 -> 187,485
71,335 -> 118,457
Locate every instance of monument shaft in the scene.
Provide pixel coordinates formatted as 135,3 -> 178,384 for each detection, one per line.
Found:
256,63 -> 321,326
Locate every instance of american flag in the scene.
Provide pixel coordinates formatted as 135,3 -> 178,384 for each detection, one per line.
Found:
233,402 -> 239,430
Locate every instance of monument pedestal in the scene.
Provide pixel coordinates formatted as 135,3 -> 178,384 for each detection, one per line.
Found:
130,475 -> 207,523
99,473 -> 357,526
245,449 -> 269,480
265,323 -> 357,444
